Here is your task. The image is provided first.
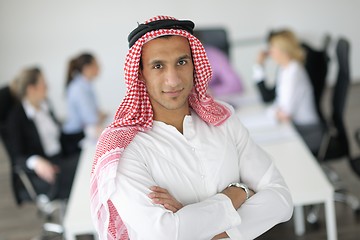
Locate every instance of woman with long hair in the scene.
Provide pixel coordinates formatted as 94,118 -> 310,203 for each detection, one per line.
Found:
63,52 -> 106,154
254,30 -> 321,153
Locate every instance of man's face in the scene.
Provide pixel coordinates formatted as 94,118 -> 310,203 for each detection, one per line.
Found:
139,35 -> 194,114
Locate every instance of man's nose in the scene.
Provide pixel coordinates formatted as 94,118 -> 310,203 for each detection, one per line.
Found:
165,67 -> 181,87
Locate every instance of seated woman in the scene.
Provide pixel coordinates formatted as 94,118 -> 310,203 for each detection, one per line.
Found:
63,53 -> 106,154
253,30 -> 322,153
6,67 -> 78,199
193,30 -> 244,98
205,45 -> 244,97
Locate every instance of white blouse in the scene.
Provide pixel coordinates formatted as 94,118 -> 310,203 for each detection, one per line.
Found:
111,107 -> 293,240
276,61 -> 319,125
23,100 -> 61,169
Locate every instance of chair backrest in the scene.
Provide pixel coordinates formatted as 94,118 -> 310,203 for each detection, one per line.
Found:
332,38 -> 351,154
0,92 -> 42,204
301,39 -> 330,124
1,121 -> 38,204
193,28 -> 230,58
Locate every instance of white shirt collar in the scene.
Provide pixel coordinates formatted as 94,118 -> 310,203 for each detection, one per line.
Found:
22,99 -> 49,119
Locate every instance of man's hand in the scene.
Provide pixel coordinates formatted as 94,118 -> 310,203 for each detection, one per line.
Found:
34,157 -> 59,184
221,185 -> 255,210
221,186 -> 247,210
148,186 -> 183,213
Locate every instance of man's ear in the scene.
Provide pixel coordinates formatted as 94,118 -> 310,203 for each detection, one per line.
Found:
139,68 -> 144,82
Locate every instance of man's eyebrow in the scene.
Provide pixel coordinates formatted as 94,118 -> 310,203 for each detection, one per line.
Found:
147,54 -> 191,65
178,54 -> 192,60
148,59 -> 164,65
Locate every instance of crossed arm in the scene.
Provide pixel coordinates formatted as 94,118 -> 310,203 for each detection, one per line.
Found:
148,185 -> 255,239
112,116 -> 293,239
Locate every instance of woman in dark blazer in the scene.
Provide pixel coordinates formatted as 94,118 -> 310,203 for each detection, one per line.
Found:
6,67 -> 78,200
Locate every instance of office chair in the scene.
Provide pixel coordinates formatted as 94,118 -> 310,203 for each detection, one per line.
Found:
193,28 -> 230,58
0,124 -> 66,237
318,38 -> 352,161
307,38 -> 360,224
356,129 -> 360,146
349,130 -> 360,176
301,35 -> 331,126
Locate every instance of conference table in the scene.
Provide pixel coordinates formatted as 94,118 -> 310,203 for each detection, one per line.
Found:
63,100 -> 338,240
236,103 -> 337,240
63,141 -> 97,240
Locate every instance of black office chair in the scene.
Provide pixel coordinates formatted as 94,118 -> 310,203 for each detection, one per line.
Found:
307,38 -> 360,224
193,28 -> 230,58
349,130 -> 360,176
0,122 -> 66,237
318,38 -> 352,161
302,35 -> 331,126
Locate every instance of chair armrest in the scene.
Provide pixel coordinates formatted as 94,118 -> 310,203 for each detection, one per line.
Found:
13,165 -> 38,201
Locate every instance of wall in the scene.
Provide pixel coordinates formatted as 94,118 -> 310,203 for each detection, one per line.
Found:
0,0 -> 359,117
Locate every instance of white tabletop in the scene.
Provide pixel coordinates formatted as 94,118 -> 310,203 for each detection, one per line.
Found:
237,103 -> 337,239
63,144 -> 96,239
236,104 -> 334,205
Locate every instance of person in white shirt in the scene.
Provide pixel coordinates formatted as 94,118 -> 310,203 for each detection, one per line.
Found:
90,16 -> 293,240
253,30 -> 323,153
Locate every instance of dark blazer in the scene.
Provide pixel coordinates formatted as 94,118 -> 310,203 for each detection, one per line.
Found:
0,85 -> 19,125
6,102 -> 63,169
4,102 -> 78,203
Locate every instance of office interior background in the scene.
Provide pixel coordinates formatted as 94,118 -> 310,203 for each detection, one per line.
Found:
1,0 -> 360,239
1,0 -> 359,116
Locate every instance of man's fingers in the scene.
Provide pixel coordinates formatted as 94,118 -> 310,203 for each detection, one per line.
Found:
148,186 -> 184,212
149,186 -> 168,193
148,192 -> 172,200
164,203 -> 179,213
150,196 -> 183,209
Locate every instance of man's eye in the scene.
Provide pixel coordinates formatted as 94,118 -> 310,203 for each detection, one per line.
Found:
178,60 -> 187,66
154,64 -> 162,69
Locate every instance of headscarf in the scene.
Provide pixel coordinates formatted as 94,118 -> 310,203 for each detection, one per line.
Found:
90,15 -> 231,240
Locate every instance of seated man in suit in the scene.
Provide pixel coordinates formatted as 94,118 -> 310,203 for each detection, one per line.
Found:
5,67 -> 78,199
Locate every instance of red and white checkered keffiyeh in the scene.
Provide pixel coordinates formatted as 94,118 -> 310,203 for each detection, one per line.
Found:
90,15 -> 231,239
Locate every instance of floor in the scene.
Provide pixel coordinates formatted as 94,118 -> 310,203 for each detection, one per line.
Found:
0,84 -> 359,240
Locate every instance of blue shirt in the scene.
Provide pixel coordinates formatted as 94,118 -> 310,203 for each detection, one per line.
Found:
63,74 -> 99,134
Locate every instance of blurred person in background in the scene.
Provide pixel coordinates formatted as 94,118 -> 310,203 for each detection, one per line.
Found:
193,31 -> 244,98
6,67 -> 78,198
63,52 -> 107,154
253,30 -> 322,153
0,78 -> 20,125
205,45 -> 244,97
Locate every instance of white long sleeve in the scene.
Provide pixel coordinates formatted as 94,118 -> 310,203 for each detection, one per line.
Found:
110,104 -> 293,239
112,154 -> 241,240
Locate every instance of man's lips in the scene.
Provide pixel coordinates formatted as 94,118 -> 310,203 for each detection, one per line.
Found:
162,88 -> 184,97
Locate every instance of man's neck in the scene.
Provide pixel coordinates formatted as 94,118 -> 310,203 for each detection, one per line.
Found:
153,107 -> 190,134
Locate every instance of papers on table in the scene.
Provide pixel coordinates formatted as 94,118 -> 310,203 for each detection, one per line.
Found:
237,105 -> 298,145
